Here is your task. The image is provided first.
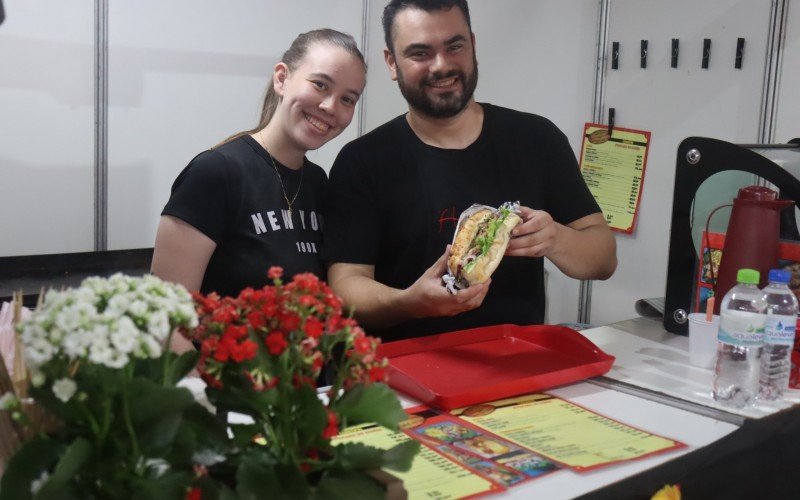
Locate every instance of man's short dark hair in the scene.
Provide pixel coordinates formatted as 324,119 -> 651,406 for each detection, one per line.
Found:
382,0 -> 472,54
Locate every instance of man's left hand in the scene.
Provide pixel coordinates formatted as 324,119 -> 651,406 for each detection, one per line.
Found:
505,206 -> 557,258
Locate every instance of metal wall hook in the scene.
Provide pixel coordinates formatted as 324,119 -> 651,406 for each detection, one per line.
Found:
671,38 -> 679,68
608,108 -> 615,138
735,37 -> 745,69
640,40 -> 648,68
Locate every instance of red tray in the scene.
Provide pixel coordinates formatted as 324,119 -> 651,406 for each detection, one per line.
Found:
377,324 -> 615,409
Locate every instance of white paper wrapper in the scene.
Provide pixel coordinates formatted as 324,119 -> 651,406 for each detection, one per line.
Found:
442,201 -> 521,294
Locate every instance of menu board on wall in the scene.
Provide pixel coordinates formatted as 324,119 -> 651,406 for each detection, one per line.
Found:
579,123 -> 651,234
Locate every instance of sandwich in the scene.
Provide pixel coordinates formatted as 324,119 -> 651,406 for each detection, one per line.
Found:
443,202 -> 522,292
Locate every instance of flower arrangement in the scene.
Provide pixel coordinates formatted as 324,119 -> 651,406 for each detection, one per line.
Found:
0,274 -> 228,499
185,267 -> 418,498
0,269 -> 418,499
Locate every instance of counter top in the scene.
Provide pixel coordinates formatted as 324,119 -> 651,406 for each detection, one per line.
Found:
579,317 -> 800,423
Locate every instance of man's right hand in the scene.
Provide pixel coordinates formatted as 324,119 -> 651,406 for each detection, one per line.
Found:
328,247 -> 490,330
400,247 -> 490,319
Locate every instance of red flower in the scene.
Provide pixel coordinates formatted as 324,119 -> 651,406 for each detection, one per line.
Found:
211,304 -> 237,324
224,324 -> 248,340
279,312 -> 301,332
293,374 -> 316,388
246,369 -> 279,391
368,365 -> 387,383
322,410 -> 339,439
186,487 -> 202,500
265,331 -> 288,355
303,317 -> 324,339
247,311 -> 266,330
293,273 -> 322,293
200,337 -> 218,356
230,339 -> 258,362
353,335 -> 372,355
268,266 -> 284,280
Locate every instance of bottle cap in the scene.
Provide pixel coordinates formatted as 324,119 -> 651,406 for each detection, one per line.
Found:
768,268 -> 791,284
736,268 -> 760,284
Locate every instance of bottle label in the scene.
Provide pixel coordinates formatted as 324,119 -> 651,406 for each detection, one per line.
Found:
718,309 -> 765,347
764,314 -> 797,346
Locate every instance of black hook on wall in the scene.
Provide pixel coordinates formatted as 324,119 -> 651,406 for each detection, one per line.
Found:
612,42 -> 620,70
671,38 -> 679,68
735,37 -> 745,69
702,38 -> 711,69
640,40 -> 648,68
608,108 -> 615,138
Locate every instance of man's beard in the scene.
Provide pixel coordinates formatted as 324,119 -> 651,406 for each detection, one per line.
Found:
397,58 -> 478,118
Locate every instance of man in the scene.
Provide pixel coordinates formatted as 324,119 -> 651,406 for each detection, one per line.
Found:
322,0 -> 616,341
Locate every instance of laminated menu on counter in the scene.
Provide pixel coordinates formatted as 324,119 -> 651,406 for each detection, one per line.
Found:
333,406 -> 503,499
450,393 -> 685,471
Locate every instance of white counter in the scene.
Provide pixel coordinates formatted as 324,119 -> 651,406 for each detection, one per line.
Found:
579,317 -> 800,421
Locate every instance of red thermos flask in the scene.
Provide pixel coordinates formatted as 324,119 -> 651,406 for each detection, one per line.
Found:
713,185 -> 793,314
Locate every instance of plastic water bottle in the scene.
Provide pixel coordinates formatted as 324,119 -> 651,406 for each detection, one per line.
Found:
713,268 -> 766,408
758,269 -> 798,400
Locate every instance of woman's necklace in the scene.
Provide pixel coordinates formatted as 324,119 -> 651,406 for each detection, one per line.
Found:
266,151 -> 303,218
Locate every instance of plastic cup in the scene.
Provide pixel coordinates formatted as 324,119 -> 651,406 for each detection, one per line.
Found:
688,313 -> 720,368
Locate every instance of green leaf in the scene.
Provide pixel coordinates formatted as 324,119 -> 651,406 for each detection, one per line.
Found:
330,442 -> 384,470
131,471 -> 192,500
0,435 -> 64,500
137,412 -> 182,452
182,402 -> 231,451
168,351 -> 200,385
27,386 -> 84,424
379,440 -> 420,472
48,437 -> 92,483
333,384 -> 407,430
295,384 -> 328,448
229,423 -> 260,448
206,384 -> 278,417
129,380 -> 195,423
313,471 -> 385,500
237,458 -> 309,500
332,440 -> 419,473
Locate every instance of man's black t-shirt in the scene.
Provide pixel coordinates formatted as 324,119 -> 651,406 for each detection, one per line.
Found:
163,135 -> 326,297
322,103 -> 600,341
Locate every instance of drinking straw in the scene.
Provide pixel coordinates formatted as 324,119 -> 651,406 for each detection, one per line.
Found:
706,296 -> 715,322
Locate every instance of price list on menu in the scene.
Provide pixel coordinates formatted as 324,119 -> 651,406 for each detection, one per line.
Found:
579,123 -> 651,234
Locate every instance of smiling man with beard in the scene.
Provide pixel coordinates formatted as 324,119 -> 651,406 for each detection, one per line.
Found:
322,0 -> 617,342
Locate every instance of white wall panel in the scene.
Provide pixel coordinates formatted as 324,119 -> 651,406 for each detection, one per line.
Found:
774,2 -> 800,144
591,0 -> 773,325
0,0 -> 95,256
106,0 -> 365,250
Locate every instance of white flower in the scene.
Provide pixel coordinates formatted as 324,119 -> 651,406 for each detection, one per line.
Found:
138,335 -> 162,359
24,337 -> 55,368
0,392 -> 18,410
111,326 -> 137,354
128,300 -> 148,318
30,371 -> 46,387
52,378 -> 77,403
30,471 -> 50,495
146,310 -> 171,341
17,274 -> 196,370
103,350 -> 130,369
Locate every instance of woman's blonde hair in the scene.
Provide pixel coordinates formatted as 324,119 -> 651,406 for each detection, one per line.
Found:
216,28 -> 366,148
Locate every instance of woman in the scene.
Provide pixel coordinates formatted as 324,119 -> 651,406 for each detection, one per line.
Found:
151,29 -> 366,300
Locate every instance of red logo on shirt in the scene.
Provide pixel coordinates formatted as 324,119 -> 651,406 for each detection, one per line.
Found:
438,206 -> 458,233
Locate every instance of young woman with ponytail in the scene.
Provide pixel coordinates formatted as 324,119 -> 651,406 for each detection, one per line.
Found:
152,29 -> 366,305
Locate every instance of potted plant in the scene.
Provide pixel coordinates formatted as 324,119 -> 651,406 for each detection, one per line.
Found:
186,267 -> 418,498
0,274 -> 229,499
